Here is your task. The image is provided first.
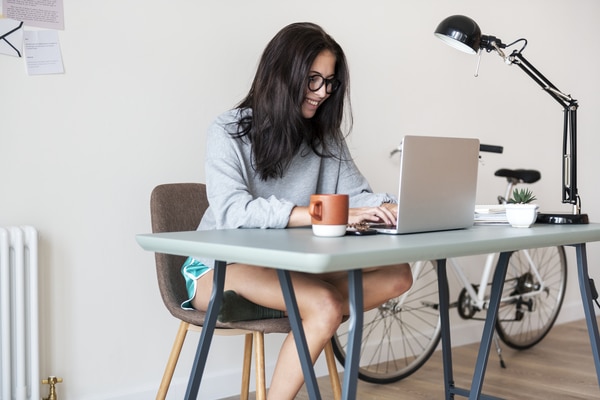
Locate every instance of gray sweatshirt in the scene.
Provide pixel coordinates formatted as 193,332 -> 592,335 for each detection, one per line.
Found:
197,108 -> 395,266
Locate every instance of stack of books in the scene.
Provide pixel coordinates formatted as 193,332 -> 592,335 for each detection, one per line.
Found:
474,205 -> 509,225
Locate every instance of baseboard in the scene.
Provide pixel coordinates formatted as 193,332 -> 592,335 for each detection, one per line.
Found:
84,353 -> 333,400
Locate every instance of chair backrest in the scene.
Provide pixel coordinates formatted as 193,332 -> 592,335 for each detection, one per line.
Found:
149,182 -> 291,332
150,183 -> 208,322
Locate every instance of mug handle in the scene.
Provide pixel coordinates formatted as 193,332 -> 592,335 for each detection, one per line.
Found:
308,201 -> 323,221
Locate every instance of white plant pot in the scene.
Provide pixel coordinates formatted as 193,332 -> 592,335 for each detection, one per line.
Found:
505,204 -> 539,228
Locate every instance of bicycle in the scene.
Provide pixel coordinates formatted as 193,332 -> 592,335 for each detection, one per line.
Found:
330,146 -> 568,384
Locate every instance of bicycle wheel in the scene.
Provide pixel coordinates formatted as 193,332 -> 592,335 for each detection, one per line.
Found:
495,246 -> 567,349
331,260 -> 442,384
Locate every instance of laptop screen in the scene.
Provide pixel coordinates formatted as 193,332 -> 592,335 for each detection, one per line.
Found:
374,135 -> 480,234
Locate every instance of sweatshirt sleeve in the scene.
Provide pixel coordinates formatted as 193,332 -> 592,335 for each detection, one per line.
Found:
201,114 -> 295,230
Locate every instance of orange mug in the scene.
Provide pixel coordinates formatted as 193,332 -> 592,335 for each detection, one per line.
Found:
308,194 -> 349,237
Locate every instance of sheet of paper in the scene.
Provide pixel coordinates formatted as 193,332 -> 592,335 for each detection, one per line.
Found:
2,0 -> 64,30
23,29 -> 64,75
0,17 -> 24,57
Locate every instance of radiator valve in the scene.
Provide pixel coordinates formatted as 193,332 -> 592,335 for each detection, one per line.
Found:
42,376 -> 63,400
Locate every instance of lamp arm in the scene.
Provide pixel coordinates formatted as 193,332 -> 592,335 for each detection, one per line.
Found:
509,51 -> 574,108
508,51 -> 580,212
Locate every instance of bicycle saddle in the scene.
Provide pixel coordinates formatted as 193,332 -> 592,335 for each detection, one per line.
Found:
494,168 -> 541,184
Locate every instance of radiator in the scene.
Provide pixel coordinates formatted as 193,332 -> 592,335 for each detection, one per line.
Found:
0,226 -> 39,400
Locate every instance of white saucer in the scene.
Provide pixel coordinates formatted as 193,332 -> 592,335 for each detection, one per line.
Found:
312,224 -> 347,237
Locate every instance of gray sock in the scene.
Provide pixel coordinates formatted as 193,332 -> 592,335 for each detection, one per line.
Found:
217,290 -> 285,322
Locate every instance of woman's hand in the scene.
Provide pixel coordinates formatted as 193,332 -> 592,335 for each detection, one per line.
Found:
348,203 -> 397,226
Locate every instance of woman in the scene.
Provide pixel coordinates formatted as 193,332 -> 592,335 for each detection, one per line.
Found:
184,22 -> 412,399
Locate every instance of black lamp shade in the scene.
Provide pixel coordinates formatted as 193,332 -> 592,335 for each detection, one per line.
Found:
434,15 -> 482,54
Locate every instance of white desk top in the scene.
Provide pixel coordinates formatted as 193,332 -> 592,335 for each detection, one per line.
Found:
137,224 -> 600,273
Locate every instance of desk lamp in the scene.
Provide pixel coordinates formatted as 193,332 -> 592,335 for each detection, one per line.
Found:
434,15 -> 589,224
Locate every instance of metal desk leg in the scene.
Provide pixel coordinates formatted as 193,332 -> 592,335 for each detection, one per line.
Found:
185,260 -> 226,400
436,259 -> 456,399
277,269 -> 322,400
439,256 -> 504,400
342,269 -> 363,400
469,251 -> 511,400
574,243 -> 600,386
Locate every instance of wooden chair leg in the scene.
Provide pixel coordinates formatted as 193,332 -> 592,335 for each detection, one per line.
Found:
157,321 -> 190,400
324,340 -> 342,400
254,332 -> 267,400
240,333 -> 253,400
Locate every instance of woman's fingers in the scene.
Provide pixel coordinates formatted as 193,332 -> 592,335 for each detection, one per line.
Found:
348,205 -> 397,225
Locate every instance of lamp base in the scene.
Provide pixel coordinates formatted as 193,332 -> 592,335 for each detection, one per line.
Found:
537,212 -> 589,225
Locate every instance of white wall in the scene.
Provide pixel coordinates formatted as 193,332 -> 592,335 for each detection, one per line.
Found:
1,1 -> 599,399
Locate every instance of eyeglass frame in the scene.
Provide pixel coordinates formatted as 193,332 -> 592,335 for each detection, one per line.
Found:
307,73 -> 341,94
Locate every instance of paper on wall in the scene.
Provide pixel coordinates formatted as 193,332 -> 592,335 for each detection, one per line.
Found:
23,29 -> 64,75
2,0 -> 64,30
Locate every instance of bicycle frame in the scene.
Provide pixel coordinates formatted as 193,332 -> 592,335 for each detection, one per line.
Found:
448,250 -> 547,312
399,250 -> 547,316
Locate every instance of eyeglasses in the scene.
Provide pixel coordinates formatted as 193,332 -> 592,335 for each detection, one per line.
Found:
307,73 -> 341,94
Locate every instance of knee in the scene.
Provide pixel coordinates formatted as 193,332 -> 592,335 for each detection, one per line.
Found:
390,263 -> 413,297
302,289 -> 344,337
318,290 -> 345,331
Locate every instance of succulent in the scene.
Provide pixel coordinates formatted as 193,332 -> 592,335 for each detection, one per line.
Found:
508,188 -> 537,204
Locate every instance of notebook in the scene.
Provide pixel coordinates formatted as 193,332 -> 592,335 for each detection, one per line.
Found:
372,135 -> 480,234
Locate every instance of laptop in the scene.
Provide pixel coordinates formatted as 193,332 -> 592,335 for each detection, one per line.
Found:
372,135 -> 480,234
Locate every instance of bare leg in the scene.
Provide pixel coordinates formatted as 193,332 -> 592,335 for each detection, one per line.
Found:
194,265 -> 344,398
322,263 -> 413,314
192,262 -> 412,399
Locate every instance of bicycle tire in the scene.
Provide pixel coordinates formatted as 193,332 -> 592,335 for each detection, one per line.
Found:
495,246 -> 567,349
331,260 -> 442,384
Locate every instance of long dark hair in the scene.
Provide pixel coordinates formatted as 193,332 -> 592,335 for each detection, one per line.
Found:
235,22 -> 352,180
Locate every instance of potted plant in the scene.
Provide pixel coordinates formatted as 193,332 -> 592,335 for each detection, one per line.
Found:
505,188 -> 539,228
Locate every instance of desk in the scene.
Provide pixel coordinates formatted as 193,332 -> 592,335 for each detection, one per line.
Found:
137,224 -> 600,400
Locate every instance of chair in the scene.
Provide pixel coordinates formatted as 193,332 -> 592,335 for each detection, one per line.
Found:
150,183 -> 341,400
